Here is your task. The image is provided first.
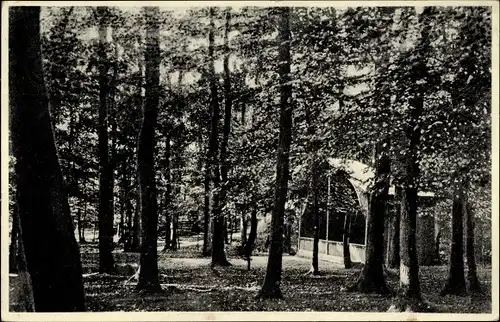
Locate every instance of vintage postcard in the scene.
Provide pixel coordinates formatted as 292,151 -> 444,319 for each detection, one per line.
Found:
1,1 -> 498,321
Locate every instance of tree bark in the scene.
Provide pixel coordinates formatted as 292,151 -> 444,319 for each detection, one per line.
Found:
97,7 -> 116,274
220,8 -> 233,250
350,140 -> 391,294
241,213 -> 248,247
243,207 -> 258,270
440,180 -> 467,296
310,188 -> 320,275
136,6 -> 162,293
9,6 -> 86,311
465,200 -> 481,293
343,211 -> 352,269
163,129 -> 172,251
388,186 -> 401,268
389,8 -> 434,313
202,161 -> 212,256
258,7 -> 292,299
208,7 -> 231,266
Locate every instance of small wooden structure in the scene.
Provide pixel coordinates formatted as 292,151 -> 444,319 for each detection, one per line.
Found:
297,158 -> 439,265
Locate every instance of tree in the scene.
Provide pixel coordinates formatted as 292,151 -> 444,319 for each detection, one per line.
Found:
9,6 -> 86,311
388,186 -> 401,268
208,7 -> 231,266
258,6 -> 292,299
440,175 -> 467,296
389,7 -> 434,312
136,6 -> 162,293
349,140 -> 391,294
96,6 -> 116,274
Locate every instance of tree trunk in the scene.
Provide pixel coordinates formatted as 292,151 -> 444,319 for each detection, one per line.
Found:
310,189 -> 320,275
136,7 -> 162,293
202,162 -> 212,256
171,214 -> 178,250
220,8 -> 233,250
389,8 -> 434,313
343,212 -> 352,269
243,207 -> 258,270
241,213 -> 248,247
440,180 -> 467,296
163,130 -> 172,251
9,6 -> 86,311
208,7 -> 231,267
77,206 -> 83,241
465,201 -> 481,293
351,140 -> 390,294
97,8 -> 116,274
388,186 -> 401,268
258,7 -> 292,299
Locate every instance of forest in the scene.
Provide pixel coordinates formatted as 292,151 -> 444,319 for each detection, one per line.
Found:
7,4 -> 493,314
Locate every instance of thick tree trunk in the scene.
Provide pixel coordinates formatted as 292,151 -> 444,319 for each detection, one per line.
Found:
258,7 -> 292,299
388,186 -> 401,268
465,201 -> 481,293
440,181 -> 467,296
136,7 -> 161,293
343,212 -> 352,269
9,7 -> 86,311
208,7 -> 231,267
389,8 -> 434,313
351,140 -> 390,294
97,8 -> 116,274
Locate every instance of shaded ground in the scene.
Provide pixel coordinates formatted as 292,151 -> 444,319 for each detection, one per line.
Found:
10,239 -> 492,313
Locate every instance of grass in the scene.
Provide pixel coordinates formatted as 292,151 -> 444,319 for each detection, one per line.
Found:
9,240 -> 492,313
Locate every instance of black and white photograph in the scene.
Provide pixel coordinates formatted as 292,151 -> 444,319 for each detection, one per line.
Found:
2,1 -> 498,320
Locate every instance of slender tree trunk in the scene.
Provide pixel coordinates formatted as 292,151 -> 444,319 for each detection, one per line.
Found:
136,6 -> 161,293
310,188 -> 320,275
97,8 -> 116,274
343,212 -> 352,269
77,207 -> 83,241
465,200 -> 481,293
243,207 -> 258,270
208,7 -> 231,267
241,213 -> 248,247
220,9 -> 233,249
131,198 -> 141,251
202,162 -> 212,256
351,140 -> 391,294
388,186 -> 401,268
258,7 -> 292,299
163,130 -> 172,251
171,214 -> 178,250
9,7 -> 85,311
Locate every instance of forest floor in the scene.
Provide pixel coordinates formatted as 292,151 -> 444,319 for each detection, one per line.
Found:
9,236 -> 492,313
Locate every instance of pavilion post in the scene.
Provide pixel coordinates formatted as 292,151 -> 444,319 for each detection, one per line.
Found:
326,173 -> 331,241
